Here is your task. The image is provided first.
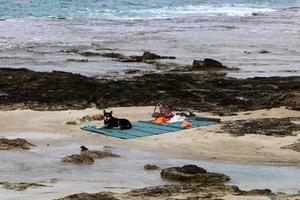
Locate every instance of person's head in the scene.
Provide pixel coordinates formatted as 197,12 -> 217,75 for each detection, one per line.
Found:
103,110 -> 113,120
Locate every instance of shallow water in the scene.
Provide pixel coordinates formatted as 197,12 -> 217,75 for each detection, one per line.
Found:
0,8 -> 299,79
0,132 -> 299,200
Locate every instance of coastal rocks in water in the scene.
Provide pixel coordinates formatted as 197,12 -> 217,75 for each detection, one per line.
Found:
58,183 -> 280,200
0,182 -> 46,191
0,138 -> 35,150
79,51 -> 102,57
221,118 -> 300,136
144,164 -> 160,170
192,58 -> 229,70
62,154 -> 95,165
122,51 -> 176,62
259,50 -> 271,54
81,149 -> 120,159
123,69 -> 141,74
55,192 -> 119,200
281,143 -> 300,152
67,59 -> 89,63
160,165 -> 230,183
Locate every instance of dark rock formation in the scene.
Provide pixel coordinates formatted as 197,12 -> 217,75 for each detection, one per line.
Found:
66,121 -> 77,125
0,182 -> 46,191
62,154 -> 95,165
81,150 -> 120,159
0,138 -> 35,150
281,143 -> 300,152
192,58 -> 227,70
56,192 -> 119,200
56,183 -> 282,200
221,118 -> 300,136
67,59 -> 89,63
259,50 -> 271,54
123,69 -> 141,74
144,164 -> 160,170
160,165 -> 230,183
0,68 -> 299,112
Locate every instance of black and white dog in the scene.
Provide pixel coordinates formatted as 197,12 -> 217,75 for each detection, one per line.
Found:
103,110 -> 132,130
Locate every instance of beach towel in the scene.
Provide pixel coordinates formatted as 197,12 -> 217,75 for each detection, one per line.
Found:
81,117 -> 219,139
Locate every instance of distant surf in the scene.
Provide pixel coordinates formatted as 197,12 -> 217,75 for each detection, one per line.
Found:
0,0 -> 298,19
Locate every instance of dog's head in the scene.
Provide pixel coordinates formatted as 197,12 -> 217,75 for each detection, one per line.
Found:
103,110 -> 113,120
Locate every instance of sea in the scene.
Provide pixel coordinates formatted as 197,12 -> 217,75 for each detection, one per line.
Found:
0,0 -> 299,78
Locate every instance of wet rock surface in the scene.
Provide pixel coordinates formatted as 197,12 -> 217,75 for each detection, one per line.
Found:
0,182 -> 46,191
144,164 -> 160,170
281,143 -> 300,152
55,165 -> 300,200
221,118 -> 300,136
81,150 -> 120,159
56,183 -> 298,200
0,138 -> 35,150
160,165 -> 230,183
0,68 -> 299,112
62,154 -> 95,165
192,58 -> 229,70
57,192 -> 119,200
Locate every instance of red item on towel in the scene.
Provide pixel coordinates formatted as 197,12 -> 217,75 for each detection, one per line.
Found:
181,121 -> 192,128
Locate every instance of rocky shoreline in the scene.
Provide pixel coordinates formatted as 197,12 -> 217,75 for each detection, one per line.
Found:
0,68 -> 299,113
56,165 -> 299,200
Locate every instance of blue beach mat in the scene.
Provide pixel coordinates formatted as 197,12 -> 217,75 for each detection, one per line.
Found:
81,117 -> 219,139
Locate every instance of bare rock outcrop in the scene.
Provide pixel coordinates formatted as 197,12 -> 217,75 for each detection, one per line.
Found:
160,165 -> 230,183
221,118 -> 300,136
0,182 -> 46,191
0,138 -> 35,150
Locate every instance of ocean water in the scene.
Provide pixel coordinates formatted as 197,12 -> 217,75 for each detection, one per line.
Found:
0,0 -> 298,19
0,0 -> 299,78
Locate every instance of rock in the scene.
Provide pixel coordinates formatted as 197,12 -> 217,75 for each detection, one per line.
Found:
60,48 -> 80,54
80,52 -> 102,57
62,154 -> 95,165
281,143 -> 300,152
80,115 -> 93,122
259,50 -> 270,54
221,118 -> 300,136
0,182 -> 46,191
287,106 -> 300,111
0,138 -> 35,150
92,114 -> 104,121
144,164 -> 160,170
101,52 -> 126,60
192,58 -> 228,70
56,192 -> 119,200
81,150 -> 120,159
66,121 -> 77,125
160,165 -> 230,183
124,69 -> 141,74
67,59 -> 89,63
0,68 -> 299,113
241,189 -> 272,195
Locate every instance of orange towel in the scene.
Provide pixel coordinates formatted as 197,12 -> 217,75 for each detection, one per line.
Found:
154,117 -> 170,124
181,121 -> 192,128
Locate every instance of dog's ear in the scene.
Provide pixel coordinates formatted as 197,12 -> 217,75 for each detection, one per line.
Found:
103,110 -> 106,114
110,111 -> 113,115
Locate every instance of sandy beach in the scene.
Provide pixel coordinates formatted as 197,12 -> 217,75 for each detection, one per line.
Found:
0,106 -> 299,164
